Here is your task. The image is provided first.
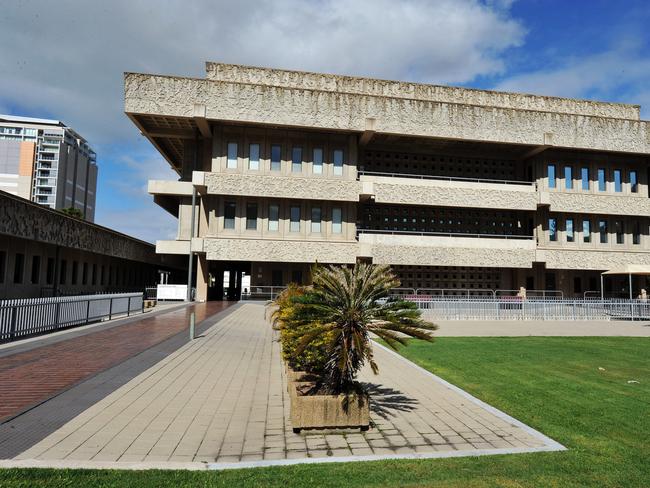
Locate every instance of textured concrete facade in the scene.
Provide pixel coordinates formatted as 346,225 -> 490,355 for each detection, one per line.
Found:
204,238 -> 358,264
125,73 -> 650,154
363,175 -> 538,210
0,190 -> 184,299
204,173 -> 361,202
206,62 -> 641,120
125,62 -> 650,299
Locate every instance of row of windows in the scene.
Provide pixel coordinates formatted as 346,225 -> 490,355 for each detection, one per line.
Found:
548,217 -> 642,245
223,202 -> 344,234
548,164 -> 638,193
0,251 -> 148,287
226,142 -> 345,175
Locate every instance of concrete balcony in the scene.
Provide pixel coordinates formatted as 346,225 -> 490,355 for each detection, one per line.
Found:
358,230 -> 536,268
359,172 -> 537,210
543,191 -> 650,216
537,247 -> 650,270
148,180 -> 193,196
203,237 -> 358,263
199,172 -> 361,202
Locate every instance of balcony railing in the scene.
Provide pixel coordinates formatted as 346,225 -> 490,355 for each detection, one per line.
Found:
356,228 -> 534,240
358,170 -> 534,186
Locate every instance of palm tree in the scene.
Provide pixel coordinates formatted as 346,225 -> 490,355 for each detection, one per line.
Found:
275,263 -> 438,394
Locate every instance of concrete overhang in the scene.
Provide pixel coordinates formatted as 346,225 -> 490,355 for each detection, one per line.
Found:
125,70 -> 650,174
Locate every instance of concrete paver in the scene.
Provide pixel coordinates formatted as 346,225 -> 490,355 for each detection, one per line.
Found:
0,301 -> 233,423
13,303 -> 562,466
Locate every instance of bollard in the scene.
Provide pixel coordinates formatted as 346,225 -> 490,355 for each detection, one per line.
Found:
189,311 -> 195,340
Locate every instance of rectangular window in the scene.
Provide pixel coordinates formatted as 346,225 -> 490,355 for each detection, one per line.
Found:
268,204 -> 279,231
549,218 -> 557,242
290,206 -> 301,232
332,207 -> 342,234
227,142 -> 238,169
633,221 -> 641,245
598,168 -> 606,191
46,257 -> 55,285
292,147 -> 302,173
574,277 -> 582,294
311,207 -> 322,233
271,145 -> 281,171
583,219 -> 591,243
548,164 -> 556,189
72,261 -> 78,285
614,169 -> 622,192
599,220 -> 608,244
564,166 -> 573,190
224,201 -> 236,229
333,149 -> 344,176
0,251 -> 5,283
60,260 -> 67,285
615,220 -> 624,244
246,203 -> 258,230
313,148 -> 323,175
566,218 -> 574,242
630,170 -> 638,193
82,262 -> 88,285
92,263 -> 97,285
248,143 -> 260,170
581,167 -> 589,190
30,255 -> 41,284
13,253 -> 24,284
101,265 -> 105,286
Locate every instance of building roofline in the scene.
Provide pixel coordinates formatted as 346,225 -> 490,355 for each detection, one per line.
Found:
0,113 -> 64,126
204,61 -> 642,113
0,189 -> 155,248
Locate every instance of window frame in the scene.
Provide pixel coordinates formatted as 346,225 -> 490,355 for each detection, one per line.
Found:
333,149 -> 344,176
224,201 -> 236,230
248,143 -> 260,170
270,144 -> 282,171
313,147 -> 323,175
245,202 -> 258,230
290,206 -> 301,232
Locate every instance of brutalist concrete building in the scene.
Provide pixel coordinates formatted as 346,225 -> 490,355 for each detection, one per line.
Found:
124,62 -> 650,300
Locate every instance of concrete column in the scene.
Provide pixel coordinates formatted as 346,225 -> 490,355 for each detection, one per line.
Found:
196,254 -> 209,302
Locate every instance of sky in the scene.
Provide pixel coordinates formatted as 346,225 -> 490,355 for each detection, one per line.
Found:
1,0 -> 649,243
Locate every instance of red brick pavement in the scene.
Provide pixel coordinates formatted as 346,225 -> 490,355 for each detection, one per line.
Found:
0,301 -> 234,423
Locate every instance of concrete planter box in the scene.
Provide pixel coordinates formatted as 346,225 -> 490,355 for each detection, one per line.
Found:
287,371 -> 370,433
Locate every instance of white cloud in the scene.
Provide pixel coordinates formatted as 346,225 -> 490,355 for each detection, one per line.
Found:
0,0 -> 525,242
494,43 -> 650,118
0,0 -> 524,144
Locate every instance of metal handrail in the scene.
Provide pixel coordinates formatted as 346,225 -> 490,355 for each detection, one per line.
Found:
357,228 -> 534,240
358,170 -> 534,186
0,292 -> 144,343
496,289 -> 564,299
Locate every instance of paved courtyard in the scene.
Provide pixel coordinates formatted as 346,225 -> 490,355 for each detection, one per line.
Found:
5,303 -> 563,469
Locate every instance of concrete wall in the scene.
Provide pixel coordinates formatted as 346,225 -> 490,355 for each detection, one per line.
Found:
205,62 -> 641,120
124,73 -> 650,154
362,175 -> 537,210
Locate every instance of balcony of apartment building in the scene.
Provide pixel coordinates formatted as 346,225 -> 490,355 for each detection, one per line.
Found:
357,204 -> 536,269
539,157 -> 650,216
357,138 -> 538,211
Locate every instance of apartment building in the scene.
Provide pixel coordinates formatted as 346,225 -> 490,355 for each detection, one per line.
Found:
124,62 -> 650,300
0,115 -> 98,221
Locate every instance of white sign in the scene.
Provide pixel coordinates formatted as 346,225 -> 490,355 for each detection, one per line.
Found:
157,284 -> 187,300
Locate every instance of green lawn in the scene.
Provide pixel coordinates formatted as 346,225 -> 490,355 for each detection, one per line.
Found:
1,337 -> 648,487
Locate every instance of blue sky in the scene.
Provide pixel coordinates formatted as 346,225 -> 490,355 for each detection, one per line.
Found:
1,0 -> 649,243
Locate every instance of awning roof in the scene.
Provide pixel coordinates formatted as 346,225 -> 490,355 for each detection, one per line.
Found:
602,265 -> 650,275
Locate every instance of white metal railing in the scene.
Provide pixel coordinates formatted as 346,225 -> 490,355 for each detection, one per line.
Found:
357,170 -> 534,186
409,297 -> 650,321
241,286 -> 287,301
0,292 -> 144,342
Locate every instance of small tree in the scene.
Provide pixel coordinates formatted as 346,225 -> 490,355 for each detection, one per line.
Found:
60,207 -> 84,219
273,263 -> 438,394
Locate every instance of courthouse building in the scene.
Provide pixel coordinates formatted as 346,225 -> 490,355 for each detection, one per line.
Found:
124,62 -> 650,300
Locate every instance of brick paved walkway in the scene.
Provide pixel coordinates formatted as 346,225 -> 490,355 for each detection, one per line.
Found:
0,302 -> 233,423
13,303 -> 562,466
